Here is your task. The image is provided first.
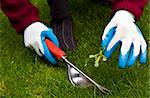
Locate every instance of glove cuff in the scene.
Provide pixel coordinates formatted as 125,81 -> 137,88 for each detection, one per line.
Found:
115,10 -> 135,22
24,22 -> 48,36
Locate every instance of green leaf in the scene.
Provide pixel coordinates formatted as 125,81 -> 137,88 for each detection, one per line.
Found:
94,56 -> 101,67
89,53 -> 98,58
102,56 -> 107,61
94,61 -> 99,67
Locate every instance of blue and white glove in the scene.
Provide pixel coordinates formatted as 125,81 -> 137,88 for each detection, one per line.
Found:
24,22 -> 59,64
102,10 -> 147,68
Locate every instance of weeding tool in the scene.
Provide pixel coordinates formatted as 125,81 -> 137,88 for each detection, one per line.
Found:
45,39 -> 110,94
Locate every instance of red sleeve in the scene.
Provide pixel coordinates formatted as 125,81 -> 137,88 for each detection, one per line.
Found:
112,0 -> 148,21
0,0 -> 40,33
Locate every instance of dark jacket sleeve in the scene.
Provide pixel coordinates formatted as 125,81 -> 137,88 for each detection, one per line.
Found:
0,0 -> 40,33
112,0 -> 148,21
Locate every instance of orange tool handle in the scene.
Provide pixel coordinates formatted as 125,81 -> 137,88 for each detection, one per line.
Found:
45,39 -> 65,59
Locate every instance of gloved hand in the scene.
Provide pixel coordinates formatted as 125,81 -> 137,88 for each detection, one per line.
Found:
24,22 -> 59,64
102,10 -> 147,68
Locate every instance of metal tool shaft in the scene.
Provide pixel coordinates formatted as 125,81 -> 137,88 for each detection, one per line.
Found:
62,56 -> 110,94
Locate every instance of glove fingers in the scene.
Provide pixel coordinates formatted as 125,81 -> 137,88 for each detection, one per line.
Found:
135,25 -> 147,64
127,40 -> 140,67
133,25 -> 147,64
33,40 -> 57,64
102,20 -> 116,41
102,27 -> 116,49
104,30 -> 120,58
128,24 -> 147,64
42,41 -> 57,64
136,26 -> 147,64
42,28 -> 59,47
35,47 -> 43,57
140,41 -> 147,64
40,29 -> 59,64
119,38 -> 132,68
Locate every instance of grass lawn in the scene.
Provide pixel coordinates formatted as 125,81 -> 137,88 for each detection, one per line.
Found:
0,0 -> 150,97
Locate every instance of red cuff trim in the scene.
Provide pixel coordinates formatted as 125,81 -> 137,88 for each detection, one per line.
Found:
13,16 -> 40,34
112,1 -> 146,21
